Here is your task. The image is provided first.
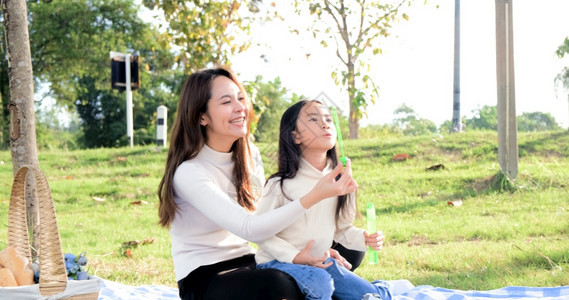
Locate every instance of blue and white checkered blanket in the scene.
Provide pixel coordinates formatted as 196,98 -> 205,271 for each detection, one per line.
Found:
395,285 -> 569,300
98,279 -> 179,300
97,279 -> 569,300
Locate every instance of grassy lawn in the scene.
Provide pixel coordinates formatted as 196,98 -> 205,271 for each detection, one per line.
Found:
0,130 -> 567,289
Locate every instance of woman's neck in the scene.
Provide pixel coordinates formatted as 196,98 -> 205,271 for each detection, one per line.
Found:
205,138 -> 235,153
301,150 -> 327,171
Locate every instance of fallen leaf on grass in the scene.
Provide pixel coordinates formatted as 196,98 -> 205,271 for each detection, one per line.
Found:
117,156 -> 127,162
125,248 -> 132,258
447,200 -> 462,207
393,153 -> 411,161
129,200 -> 149,205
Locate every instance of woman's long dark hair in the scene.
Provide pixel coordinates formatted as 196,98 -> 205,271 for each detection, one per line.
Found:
267,100 -> 350,222
158,67 -> 256,228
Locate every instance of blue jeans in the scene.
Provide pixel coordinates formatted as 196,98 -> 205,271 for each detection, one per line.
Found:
258,258 -> 392,300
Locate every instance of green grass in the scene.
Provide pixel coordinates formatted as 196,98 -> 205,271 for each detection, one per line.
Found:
0,130 -> 568,289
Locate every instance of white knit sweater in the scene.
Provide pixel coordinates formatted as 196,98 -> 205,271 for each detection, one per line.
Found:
170,144 -> 306,281
255,158 -> 367,264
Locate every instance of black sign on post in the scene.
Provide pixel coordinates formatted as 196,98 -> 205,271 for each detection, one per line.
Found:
111,55 -> 140,91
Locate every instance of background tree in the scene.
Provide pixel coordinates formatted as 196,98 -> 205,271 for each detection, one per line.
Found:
244,76 -> 291,142
24,0 -> 179,148
0,10 -> 10,149
293,0 -> 411,139
28,0 -> 150,108
392,103 -> 436,136
143,0 -> 268,73
2,0 -> 41,257
516,112 -> 560,132
464,105 -> 498,130
555,37 -> 569,128
35,103 -> 79,150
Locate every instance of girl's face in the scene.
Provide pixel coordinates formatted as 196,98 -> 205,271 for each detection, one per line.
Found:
200,75 -> 249,152
293,102 -> 336,153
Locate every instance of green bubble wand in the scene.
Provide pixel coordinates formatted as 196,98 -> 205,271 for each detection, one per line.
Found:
366,202 -> 379,264
329,106 -> 347,166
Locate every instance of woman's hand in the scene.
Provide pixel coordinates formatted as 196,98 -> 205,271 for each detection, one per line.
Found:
328,248 -> 352,270
364,231 -> 385,251
292,240 -> 333,269
300,159 -> 358,209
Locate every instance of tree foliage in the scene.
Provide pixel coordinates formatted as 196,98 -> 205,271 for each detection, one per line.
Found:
28,0 -> 152,108
293,0 -> 412,139
555,37 -> 569,128
75,76 -> 128,148
460,106 -> 560,132
465,105 -> 498,130
244,76 -> 291,142
142,0 -> 267,73
392,103 -> 436,136
516,112 -> 560,132
0,25 -> 9,149
16,0 -> 180,148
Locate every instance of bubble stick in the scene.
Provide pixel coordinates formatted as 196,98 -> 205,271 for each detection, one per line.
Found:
330,106 -> 347,166
366,202 -> 379,264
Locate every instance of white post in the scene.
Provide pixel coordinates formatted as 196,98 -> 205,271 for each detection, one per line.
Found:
495,0 -> 518,180
157,105 -> 167,147
125,53 -> 134,148
451,0 -> 461,132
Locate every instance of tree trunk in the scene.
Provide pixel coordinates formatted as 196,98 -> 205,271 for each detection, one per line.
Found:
2,0 -> 41,258
451,0 -> 462,132
347,62 -> 359,139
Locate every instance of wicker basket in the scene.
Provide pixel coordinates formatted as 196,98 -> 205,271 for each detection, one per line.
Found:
3,165 -> 100,299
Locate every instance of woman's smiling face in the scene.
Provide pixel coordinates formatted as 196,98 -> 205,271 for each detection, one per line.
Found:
200,75 -> 249,152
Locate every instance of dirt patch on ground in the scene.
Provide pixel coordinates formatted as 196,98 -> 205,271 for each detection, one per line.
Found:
406,235 -> 438,247
471,174 -> 497,193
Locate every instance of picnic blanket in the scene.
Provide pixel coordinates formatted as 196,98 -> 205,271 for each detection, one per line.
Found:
98,279 -> 179,300
97,278 -> 569,300
394,285 -> 569,300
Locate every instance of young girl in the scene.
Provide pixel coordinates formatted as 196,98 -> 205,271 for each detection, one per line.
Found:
255,100 -> 392,300
158,69 -> 359,300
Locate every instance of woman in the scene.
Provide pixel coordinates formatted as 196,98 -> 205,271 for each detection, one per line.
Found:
158,67 -> 359,299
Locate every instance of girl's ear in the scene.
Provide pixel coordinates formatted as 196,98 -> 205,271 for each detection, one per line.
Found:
291,130 -> 302,144
199,114 -> 207,126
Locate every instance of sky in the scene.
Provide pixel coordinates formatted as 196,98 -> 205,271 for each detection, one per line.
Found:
230,0 -> 569,128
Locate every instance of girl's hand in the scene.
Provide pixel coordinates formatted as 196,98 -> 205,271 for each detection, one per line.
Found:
364,231 -> 385,251
329,248 -> 352,270
299,159 -> 358,209
292,240 -> 333,269
316,159 -> 358,197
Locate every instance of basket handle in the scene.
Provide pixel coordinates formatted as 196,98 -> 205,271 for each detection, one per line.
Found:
8,165 -> 68,295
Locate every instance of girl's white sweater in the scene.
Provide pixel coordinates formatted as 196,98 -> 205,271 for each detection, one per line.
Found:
255,158 -> 366,265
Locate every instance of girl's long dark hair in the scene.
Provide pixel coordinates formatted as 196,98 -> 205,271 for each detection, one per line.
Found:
158,67 -> 256,228
267,100 -> 350,222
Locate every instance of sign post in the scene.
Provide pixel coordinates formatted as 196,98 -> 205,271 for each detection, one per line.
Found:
110,51 -> 139,148
157,105 -> 167,147
125,53 -> 133,148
